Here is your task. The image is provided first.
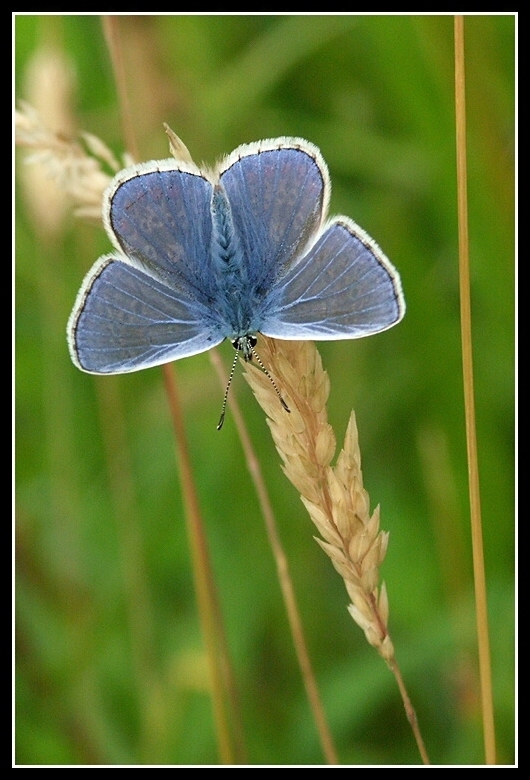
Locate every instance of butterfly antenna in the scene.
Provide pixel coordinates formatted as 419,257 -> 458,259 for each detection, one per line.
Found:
250,346 -> 290,414
217,350 -> 240,430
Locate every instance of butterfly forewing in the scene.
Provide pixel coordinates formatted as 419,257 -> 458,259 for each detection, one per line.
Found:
107,162 -> 214,295
219,141 -> 329,289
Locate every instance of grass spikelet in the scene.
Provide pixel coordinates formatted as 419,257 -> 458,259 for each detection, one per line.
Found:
244,337 -> 432,763
15,100 -> 121,220
243,336 -> 395,662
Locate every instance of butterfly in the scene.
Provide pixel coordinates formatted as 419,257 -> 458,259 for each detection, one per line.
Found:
67,137 -> 405,399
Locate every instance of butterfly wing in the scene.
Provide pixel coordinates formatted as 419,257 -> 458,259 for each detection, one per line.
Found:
218,139 -> 329,293
261,217 -> 405,340
68,161 -> 226,374
68,256 -> 224,373
106,160 -> 215,294
68,142 -> 405,374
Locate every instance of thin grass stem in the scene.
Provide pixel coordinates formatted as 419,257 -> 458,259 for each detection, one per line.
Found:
162,365 -> 240,764
454,14 -> 497,765
210,350 -> 339,765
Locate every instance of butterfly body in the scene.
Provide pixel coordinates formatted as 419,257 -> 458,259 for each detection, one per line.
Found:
68,138 -> 405,374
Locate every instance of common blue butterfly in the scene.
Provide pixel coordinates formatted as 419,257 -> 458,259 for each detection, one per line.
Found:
67,138 -> 405,401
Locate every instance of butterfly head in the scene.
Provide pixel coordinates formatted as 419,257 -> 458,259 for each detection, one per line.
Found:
232,334 -> 258,362
217,333 -> 289,430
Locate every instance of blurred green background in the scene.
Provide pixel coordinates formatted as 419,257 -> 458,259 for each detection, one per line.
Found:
15,14 -> 515,766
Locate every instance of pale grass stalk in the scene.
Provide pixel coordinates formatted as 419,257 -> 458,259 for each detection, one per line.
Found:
18,45 -> 76,238
244,336 -> 430,764
454,15 -> 496,765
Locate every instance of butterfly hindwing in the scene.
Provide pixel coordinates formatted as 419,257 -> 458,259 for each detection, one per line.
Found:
68,255 -> 223,374
261,218 -> 405,340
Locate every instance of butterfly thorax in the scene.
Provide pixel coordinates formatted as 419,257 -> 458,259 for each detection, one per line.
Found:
209,185 -> 267,339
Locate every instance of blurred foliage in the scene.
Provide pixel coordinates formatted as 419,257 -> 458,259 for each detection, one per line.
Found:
15,14 -> 515,766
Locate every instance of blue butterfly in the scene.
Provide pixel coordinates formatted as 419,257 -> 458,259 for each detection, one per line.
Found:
67,137 -> 405,388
